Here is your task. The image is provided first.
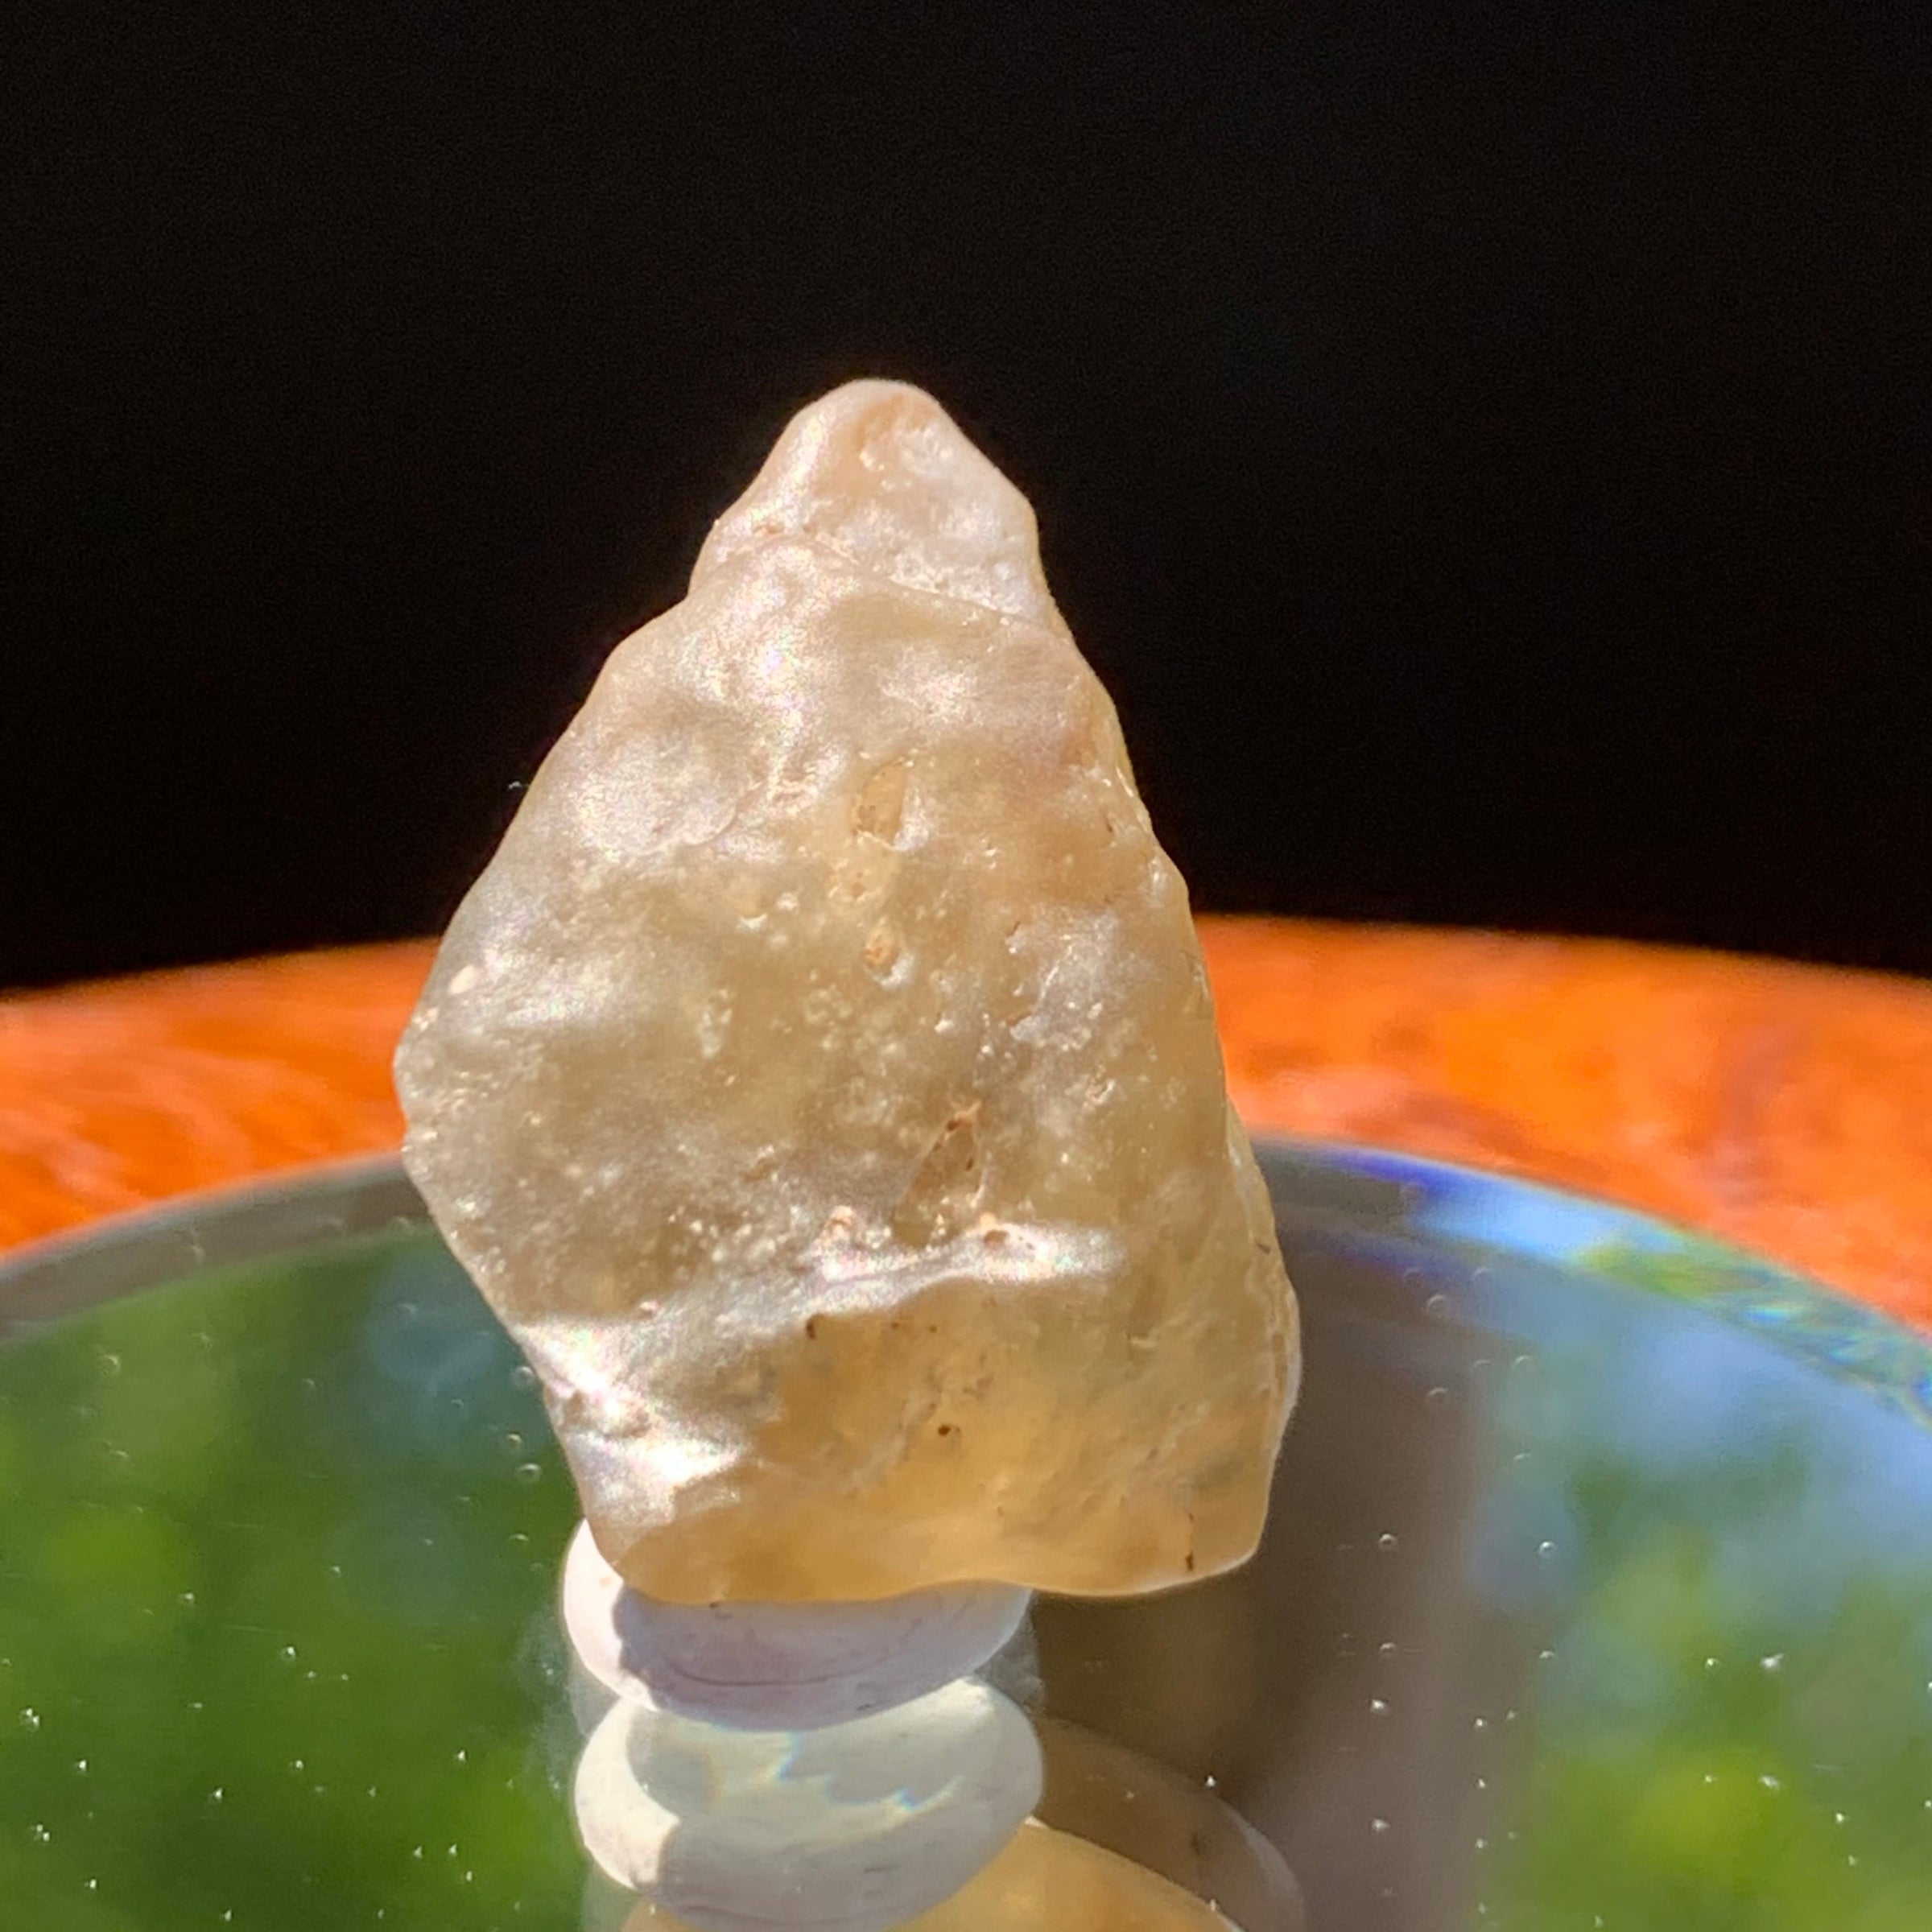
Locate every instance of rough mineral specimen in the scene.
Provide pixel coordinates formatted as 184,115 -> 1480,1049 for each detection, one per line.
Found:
396,380 -> 1299,1603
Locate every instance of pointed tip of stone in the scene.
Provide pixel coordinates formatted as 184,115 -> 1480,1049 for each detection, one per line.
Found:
694,380 -> 1061,628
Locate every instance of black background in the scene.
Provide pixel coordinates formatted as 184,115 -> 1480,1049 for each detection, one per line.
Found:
4,2 -> 1926,993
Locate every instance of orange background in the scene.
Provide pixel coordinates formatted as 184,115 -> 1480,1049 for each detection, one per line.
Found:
3,921 -> 1929,1327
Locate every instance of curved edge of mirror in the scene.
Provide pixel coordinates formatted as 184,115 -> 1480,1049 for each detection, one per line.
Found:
5,1143 -> 1926,1426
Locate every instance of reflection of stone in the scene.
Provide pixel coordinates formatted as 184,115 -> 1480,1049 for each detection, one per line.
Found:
573,1677 -> 1042,1932
1036,1718 -> 1306,1932
620,1820 -> 1248,1931
561,1523 -> 1302,1932
1229,1219 -> 1493,1932
564,1519 -> 1030,1730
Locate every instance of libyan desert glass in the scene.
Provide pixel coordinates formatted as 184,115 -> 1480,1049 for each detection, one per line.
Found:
0,1141 -> 1930,1931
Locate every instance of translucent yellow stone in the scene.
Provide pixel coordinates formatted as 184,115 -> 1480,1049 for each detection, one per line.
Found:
396,381 -> 1299,1603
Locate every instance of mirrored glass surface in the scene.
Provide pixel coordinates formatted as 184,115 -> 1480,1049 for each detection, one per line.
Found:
0,1142 -> 1926,1930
